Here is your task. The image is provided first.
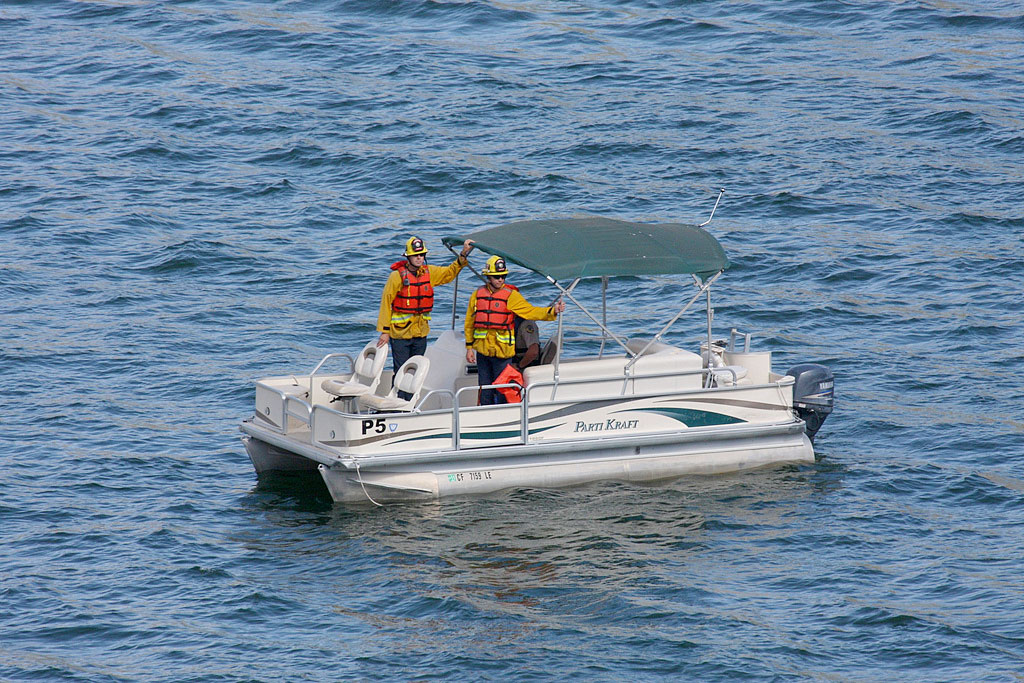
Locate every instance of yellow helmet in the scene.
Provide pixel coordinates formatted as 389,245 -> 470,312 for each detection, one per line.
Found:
404,236 -> 428,257
482,255 -> 509,276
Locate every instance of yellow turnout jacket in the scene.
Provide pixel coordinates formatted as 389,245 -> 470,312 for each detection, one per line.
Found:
377,257 -> 465,339
465,287 -> 556,359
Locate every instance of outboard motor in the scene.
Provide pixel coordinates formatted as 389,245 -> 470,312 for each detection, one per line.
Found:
786,364 -> 834,441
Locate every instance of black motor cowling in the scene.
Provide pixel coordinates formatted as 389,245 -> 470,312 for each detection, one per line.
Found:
786,363 -> 834,441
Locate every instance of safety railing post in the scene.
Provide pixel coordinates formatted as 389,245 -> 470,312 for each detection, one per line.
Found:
520,388 -> 529,445
453,399 -> 460,450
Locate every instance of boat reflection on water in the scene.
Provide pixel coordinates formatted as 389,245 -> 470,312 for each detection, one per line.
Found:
236,465 -> 830,662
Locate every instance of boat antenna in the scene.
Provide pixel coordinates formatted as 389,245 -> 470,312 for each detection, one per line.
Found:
699,188 -> 725,227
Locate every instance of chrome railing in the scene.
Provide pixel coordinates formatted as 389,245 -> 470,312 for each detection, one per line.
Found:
256,381 -> 313,433
309,365 -> 775,451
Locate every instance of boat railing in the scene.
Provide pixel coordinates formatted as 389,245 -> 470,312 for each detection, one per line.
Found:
526,365 -> 724,399
526,364 -> 740,402
256,381 -> 313,433
451,367 -> 741,450
451,384 -> 526,450
285,394 -> 313,427
309,352 -> 356,377
728,328 -> 752,352
307,352 -> 356,400
417,389 -> 456,409
308,365 -> 769,452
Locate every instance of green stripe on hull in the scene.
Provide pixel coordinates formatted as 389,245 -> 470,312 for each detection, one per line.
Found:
393,423 -> 560,445
461,424 -> 559,440
633,407 -> 746,427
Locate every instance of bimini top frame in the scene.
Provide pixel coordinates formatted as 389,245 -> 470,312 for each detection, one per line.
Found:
442,202 -> 731,379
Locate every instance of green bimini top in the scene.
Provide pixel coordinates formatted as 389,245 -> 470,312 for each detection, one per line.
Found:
442,217 -> 729,283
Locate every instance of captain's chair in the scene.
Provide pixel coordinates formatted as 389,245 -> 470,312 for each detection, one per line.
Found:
359,355 -> 431,413
539,337 -> 558,365
321,342 -> 389,403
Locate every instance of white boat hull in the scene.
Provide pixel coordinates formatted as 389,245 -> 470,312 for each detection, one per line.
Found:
239,331 -> 828,504
241,416 -> 812,503
318,426 -> 812,503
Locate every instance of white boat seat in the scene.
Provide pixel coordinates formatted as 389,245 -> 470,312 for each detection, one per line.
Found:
711,365 -> 749,386
359,355 -> 431,412
321,341 -> 389,399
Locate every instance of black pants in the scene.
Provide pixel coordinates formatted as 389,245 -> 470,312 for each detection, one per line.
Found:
476,354 -> 510,405
389,336 -> 427,400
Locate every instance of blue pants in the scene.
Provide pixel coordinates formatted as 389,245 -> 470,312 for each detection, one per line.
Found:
389,337 -> 427,400
476,354 -> 510,405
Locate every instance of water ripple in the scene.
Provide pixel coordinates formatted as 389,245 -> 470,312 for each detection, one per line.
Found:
3,0 -> 1024,680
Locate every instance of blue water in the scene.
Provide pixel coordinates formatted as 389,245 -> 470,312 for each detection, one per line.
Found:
3,0 -> 1023,679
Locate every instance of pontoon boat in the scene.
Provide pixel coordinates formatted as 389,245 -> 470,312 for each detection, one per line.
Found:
240,213 -> 834,504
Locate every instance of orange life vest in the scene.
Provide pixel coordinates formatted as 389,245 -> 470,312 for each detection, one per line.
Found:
391,261 -> 434,323
473,284 -> 515,343
495,364 -> 524,403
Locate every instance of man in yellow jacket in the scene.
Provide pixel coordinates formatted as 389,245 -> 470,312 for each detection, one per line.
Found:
378,236 -> 474,399
465,255 -> 565,405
